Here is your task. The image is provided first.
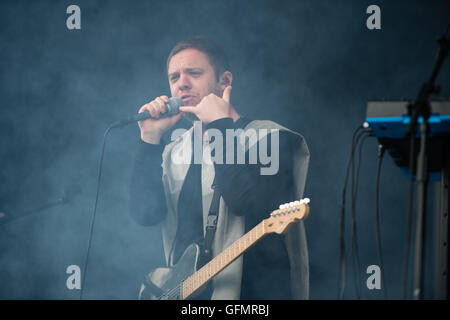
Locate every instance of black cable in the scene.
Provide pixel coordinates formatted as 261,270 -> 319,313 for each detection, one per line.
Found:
338,125 -> 361,299
338,124 -> 366,299
350,131 -> 372,299
375,144 -> 387,299
79,124 -> 115,300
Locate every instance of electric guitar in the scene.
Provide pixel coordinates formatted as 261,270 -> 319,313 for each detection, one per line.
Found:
139,198 -> 310,300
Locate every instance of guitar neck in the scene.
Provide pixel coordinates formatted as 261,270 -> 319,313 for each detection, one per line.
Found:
181,220 -> 267,299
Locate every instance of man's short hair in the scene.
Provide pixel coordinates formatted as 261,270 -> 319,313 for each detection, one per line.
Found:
166,36 -> 230,81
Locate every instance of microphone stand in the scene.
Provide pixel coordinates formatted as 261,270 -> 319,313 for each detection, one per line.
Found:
0,198 -> 65,226
0,185 -> 81,226
406,24 -> 450,300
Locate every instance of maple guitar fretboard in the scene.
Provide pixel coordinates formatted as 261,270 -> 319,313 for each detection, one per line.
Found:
182,220 -> 265,299
181,198 -> 310,299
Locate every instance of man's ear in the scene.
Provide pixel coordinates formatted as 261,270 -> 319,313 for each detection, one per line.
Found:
219,71 -> 232,90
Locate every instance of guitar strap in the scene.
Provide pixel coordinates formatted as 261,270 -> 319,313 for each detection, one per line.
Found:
202,180 -> 221,263
141,182 -> 221,300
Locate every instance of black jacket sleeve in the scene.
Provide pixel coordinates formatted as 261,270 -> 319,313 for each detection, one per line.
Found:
128,140 -> 168,226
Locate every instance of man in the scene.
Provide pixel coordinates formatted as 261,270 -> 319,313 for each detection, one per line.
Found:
129,37 -> 310,299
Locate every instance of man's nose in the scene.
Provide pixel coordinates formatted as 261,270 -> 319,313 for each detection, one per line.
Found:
178,73 -> 191,91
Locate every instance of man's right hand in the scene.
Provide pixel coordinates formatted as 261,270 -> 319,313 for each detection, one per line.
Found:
138,95 -> 184,144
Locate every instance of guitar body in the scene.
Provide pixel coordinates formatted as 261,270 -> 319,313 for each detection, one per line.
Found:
140,243 -> 200,300
139,199 -> 310,300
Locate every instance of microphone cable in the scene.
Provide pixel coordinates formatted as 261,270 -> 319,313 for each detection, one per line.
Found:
78,102 -> 181,299
79,123 -> 116,300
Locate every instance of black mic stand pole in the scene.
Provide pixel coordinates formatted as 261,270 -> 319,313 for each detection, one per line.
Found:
0,185 -> 81,226
0,198 -> 66,226
407,24 -> 450,300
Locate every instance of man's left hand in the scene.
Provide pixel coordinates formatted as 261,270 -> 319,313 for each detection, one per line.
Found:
179,86 -> 232,124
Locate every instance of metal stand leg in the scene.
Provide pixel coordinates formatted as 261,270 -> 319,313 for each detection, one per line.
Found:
412,122 -> 430,300
438,147 -> 449,299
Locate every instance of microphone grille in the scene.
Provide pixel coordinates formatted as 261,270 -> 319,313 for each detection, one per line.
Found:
166,97 -> 184,115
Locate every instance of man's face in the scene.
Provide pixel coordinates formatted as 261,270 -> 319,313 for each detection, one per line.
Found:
168,49 -> 221,120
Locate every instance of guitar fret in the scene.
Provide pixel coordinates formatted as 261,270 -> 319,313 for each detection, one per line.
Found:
195,274 -> 199,292
184,279 -> 189,298
183,220 -> 270,300
208,265 -> 212,276
189,279 -> 192,297
188,278 -> 192,295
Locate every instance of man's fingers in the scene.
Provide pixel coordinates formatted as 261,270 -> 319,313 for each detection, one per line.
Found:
179,106 -> 197,114
138,104 -> 148,114
155,97 -> 167,114
148,104 -> 159,118
222,86 -> 232,103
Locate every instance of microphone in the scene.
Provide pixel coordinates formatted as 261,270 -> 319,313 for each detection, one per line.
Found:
111,97 -> 184,128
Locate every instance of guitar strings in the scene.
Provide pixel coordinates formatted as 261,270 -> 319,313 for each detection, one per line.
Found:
161,223 -> 266,300
156,205 -> 305,300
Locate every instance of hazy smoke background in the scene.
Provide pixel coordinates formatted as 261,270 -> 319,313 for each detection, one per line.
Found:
0,0 -> 449,299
